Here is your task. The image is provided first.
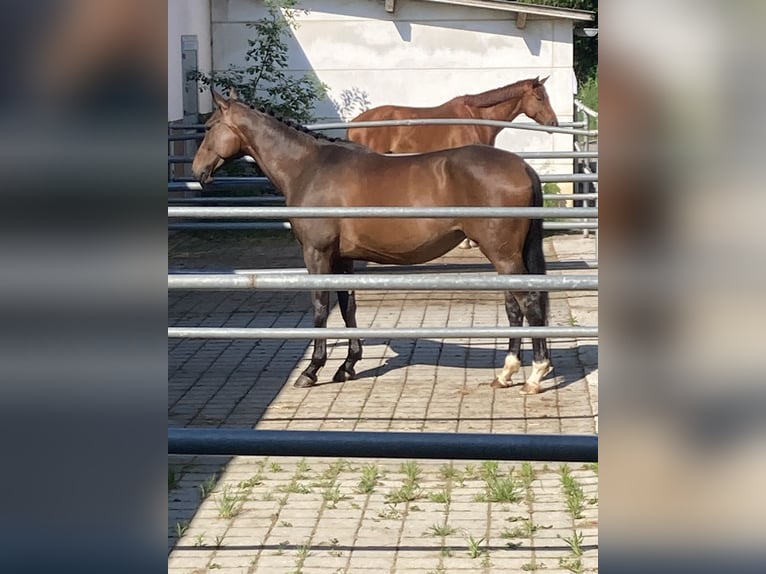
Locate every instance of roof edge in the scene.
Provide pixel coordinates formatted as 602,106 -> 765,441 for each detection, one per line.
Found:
418,0 -> 595,21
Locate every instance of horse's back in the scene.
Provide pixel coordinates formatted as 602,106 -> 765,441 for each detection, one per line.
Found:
347,101 -> 481,153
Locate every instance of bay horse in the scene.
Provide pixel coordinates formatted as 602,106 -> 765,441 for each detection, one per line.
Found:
192,89 -> 552,394
347,76 -> 558,249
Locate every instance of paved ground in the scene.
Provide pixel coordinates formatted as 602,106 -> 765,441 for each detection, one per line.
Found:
168,231 -> 598,573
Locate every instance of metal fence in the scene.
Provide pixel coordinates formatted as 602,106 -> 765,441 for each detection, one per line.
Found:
168,109 -> 598,462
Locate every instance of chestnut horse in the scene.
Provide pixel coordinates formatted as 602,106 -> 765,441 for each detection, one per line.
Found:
192,89 -> 552,394
347,76 -> 558,153
347,76 -> 558,248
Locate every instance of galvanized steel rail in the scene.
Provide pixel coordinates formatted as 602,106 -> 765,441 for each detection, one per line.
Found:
168,206 -> 598,219
168,221 -> 598,230
168,428 -> 598,462
168,326 -> 597,339
168,150 -> 600,164
168,273 -> 598,291
168,173 -> 598,192
168,193 -> 600,204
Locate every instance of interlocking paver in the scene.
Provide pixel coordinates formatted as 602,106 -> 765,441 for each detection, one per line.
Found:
169,232 -> 598,572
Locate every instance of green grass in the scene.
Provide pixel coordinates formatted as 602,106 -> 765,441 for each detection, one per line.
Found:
479,460 -> 500,481
561,531 -> 585,556
356,463 -> 382,494
559,556 -> 583,574
559,465 -> 586,519
295,458 -> 311,479
427,521 -> 457,537
577,74 -> 598,112
477,475 -> 521,503
502,518 -> 552,538
386,481 -> 423,503
377,503 -> 402,520
466,535 -> 486,559
439,464 -> 460,480
401,460 -> 422,483
322,486 -> 349,508
428,489 -> 451,505
238,473 -> 263,489
216,484 -> 246,519
174,521 -> 189,538
199,474 -> 218,500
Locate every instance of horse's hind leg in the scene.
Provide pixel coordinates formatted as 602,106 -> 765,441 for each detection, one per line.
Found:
333,258 -> 362,382
491,292 -> 523,388
516,290 -> 552,395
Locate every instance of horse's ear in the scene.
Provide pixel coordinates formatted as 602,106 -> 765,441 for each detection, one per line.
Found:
228,87 -> 240,101
539,75 -> 550,85
211,87 -> 230,111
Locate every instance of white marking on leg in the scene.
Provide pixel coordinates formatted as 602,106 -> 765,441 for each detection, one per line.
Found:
520,359 -> 552,394
495,353 -> 521,387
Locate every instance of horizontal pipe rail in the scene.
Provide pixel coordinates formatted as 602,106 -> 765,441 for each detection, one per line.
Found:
167,173 -> 597,192
167,326 -> 598,339
168,273 -> 597,291
168,121 -> 588,131
168,428 -> 598,462
167,193 -> 600,204
168,206 -> 598,219
168,119 -> 594,135
311,118 -> 596,135
167,150 -> 600,163
168,261 -> 598,277
168,221 -> 599,231
574,99 -> 599,118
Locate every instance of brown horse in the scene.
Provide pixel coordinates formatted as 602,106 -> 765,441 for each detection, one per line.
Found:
346,76 -> 558,153
192,89 -> 552,394
347,76 -> 558,249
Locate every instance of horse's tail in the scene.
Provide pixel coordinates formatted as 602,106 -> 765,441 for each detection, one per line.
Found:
522,164 -> 546,276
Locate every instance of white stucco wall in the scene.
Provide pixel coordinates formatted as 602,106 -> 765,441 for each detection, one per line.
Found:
168,0 -> 213,122
210,0 -> 578,174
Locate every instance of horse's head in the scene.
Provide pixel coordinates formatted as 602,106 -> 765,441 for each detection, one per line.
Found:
192,88 -> 245,184
519,76 -> 559,127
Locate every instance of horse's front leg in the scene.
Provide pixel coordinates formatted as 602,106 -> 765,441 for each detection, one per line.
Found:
333,258 -> 362,382
295,245 -> 332,388
294,288 -> 330,388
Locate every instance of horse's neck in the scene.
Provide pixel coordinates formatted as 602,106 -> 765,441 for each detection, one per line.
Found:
472,97 -> 524,122
235,111 -> 319,201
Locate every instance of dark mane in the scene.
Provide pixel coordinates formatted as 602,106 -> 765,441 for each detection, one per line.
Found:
250,104 -> 350,144
459,79 -> 533,108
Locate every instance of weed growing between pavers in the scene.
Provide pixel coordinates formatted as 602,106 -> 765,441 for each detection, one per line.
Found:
168,459 -> 598,572
559,464 -> 586,519
356,463 -> 382,493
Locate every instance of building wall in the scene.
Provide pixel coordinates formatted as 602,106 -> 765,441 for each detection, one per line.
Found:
210,0 -> 577,174
168,0 -> 213,122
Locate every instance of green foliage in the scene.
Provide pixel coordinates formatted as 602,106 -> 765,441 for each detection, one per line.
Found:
192,0 -> 327,122
577,74 -> 598,111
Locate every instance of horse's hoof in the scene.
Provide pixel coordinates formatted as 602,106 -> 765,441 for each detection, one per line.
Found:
519,383 -> 541,395
458,241 -> 471,249
294,373 -> 317,388
332,367 -> 355,383
490,378 -> 510,389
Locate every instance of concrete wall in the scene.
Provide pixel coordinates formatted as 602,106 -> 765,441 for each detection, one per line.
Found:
168,0 -> 212,122
210,0 -> 578,174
